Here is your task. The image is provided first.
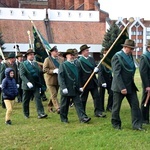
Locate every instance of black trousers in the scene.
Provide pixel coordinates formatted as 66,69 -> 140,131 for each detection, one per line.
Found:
60,95 -> 87,122
141,90 -> 150,123
111,91 -> 142,129
99,86 -> 113,112
22,87 -> 45,117
80,87 -> 102,115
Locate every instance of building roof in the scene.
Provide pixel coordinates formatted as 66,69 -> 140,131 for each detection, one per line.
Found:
50,21 -> 105,44
0,20 -> 47,43
0,3 -> 108,52
0,19 -> 105,44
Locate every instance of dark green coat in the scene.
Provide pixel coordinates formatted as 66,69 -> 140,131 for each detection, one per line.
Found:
19,60 -> 44,91
76,56 -> 98,89
58,61 -> 80,96
98,64 -> 112,88
139,54 -> 150,89
111,51 -> 138,93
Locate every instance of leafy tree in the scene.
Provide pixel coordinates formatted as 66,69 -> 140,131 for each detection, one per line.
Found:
102,21 -> 120,50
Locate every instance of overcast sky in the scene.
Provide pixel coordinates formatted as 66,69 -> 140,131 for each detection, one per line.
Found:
98,0 -> 150,20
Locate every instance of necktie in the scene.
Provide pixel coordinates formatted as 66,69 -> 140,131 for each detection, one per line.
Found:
53,58 -> 59,68
31,61 -> 34,66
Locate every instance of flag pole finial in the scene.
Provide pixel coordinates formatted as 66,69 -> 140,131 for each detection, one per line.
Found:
129,17 -> 134,23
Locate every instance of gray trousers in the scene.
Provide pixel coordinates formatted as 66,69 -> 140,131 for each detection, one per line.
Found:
111,91 -> 142,129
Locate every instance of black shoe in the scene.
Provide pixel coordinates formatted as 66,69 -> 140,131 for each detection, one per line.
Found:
95,113 -> 106,118
42,98 -> 47,101
56,108 -> 60,114
133,127 -> 145,131
106,108 -> 112,112
80,117 -> 91,123
38,114 -> 48,119
17,98 -> 22,103
5,120 -> 12,125
48,108 -> 55,113
113,126 -> 121,130
2,102 -> 6,109
24,115 -> 29,119
142,120 -> 149,125
61,121 -> 69,124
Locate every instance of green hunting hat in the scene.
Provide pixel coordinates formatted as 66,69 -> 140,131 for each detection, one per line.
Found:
79,44 -> 90,54
63,49 -> 75,58
25,49 -> 35,57
50,46 -> 58,52
7,52 -> 16,59
121,39 -> 135,49
16,53 -> 23,58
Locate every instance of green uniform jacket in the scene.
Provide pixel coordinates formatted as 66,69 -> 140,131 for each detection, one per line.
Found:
58,61 -> 80,96
76,56 -> 98,89
111,51 -> 138,93
19,60 -> 43,90
139,54 -> 150,89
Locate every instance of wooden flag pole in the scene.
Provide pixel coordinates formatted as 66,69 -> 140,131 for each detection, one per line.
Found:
82,18 -> 134,90
27,30 -> 32,49
144,91 -> 150,107
0,47 -> 5,61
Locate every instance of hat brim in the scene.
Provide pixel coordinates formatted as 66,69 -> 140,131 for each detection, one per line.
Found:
16,55 -> 23,58
7,56 -> 15,59
25,51 -> 36,57
79,46 -> 90,54
121,44 -> 135,49
63,52 -> 75,58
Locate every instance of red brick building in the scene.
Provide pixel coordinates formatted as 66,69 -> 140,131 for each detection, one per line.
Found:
0,0 -> 149,60
0,0 -> 110,61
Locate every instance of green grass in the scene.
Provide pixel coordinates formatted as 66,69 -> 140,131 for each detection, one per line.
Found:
0,69 -> 150,150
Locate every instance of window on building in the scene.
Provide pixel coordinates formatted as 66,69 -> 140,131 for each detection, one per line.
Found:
146,31 -> 150,36
134,39 -> 142,44
131,31 -> 136,35
139,39 -> 143,43
136,39 -> 139,43
33,11 -> 36,16
146,27 -> 150,31
137,31 -> 143,35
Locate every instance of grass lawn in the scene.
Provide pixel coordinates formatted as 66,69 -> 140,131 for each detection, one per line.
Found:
0,69 -> 150,150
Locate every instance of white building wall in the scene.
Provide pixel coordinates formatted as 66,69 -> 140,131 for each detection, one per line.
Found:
0,8 -> 101,53
3,43 -> 102,53
0,8 -> 46,20
0,8 -> 100,22
48,9 -> 100,22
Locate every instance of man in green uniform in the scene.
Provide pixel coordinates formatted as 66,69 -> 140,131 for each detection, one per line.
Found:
111,39 -> 142,130
19,49 -> 47,119
58,49 -> 91,123
76,44 -> 106,118
139,39 -> 150,124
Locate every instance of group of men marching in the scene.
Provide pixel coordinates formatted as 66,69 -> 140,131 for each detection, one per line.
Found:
0,39 -> 149,130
